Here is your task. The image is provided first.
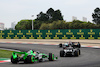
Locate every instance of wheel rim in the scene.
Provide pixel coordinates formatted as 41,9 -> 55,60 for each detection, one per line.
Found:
31,56 -> 35,63
78,51 -> 79,56
52,54 -> 54,60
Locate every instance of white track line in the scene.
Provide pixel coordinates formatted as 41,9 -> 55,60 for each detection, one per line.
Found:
0,42 -> 100,48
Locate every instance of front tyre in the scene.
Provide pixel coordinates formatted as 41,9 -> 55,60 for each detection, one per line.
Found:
49,53 -> 54,61
38,58 -> 43,62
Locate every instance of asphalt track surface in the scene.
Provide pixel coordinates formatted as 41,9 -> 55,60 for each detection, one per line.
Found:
0,43 -> 100,67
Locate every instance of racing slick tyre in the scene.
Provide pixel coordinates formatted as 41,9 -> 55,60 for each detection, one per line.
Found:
38,58 -> 43,62
60,50 -> 65,57
77,43 -> 81,48
79,49 -> 81,55
59,43 -> 62,48
74,51 -> 79,57
24,55 -> 35,63
11,55 -> 19,64
49,53 -> 54,61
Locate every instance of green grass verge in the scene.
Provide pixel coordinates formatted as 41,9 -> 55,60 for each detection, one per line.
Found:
0,49 -> 13,58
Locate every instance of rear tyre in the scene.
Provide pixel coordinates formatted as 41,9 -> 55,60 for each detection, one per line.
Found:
79,49 -> 81,55
74,51 -> 79,57
24,55 -> 35,63
11,56 -> 18,64
77,43 -> 81,48
59,43 -> 62,48
49,53 -> 54,61
60,50 -> 65,57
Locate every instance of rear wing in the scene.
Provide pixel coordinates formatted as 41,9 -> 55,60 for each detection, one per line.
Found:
61,42 -> 80,44
12,52 -> 27,55
12,52 -> 28,60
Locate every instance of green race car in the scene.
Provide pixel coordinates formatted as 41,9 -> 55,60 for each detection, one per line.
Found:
11,50 -> 58,64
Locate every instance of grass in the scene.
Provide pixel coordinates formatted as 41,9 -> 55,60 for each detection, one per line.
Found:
0,49 -> 13,58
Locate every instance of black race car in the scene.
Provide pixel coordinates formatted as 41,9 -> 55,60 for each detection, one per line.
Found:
60,41 -> 81,57
59,41 -> 81,48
